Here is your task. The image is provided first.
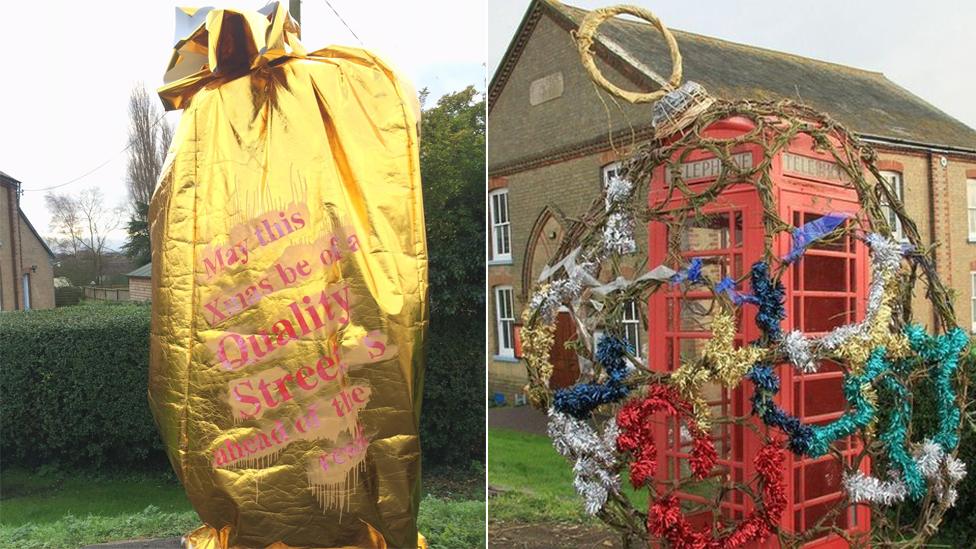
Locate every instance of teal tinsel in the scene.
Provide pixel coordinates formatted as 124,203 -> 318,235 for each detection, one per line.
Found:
905,325 -> 969,451
878,370 -> 925,499
805,347 -> 890,457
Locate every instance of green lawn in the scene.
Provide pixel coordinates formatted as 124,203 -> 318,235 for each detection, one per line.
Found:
0,467 -> 484,549
488,427 -> 647,524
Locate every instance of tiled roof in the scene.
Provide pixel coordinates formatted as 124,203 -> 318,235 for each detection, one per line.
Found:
492,0 -> 976,152
126,263 -> 152,278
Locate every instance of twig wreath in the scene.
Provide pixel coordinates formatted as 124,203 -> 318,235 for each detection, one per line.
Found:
519,4 -> 973,548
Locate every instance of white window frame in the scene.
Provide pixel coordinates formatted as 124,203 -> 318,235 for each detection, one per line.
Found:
971,273 -> 976,333
602,161 -> 622,190
22,273 -> 30,310
968,179 -> 976,242
489,189 -> 512,261
622,300 -> 642,359
495,285 -> 516,357
879,171 -> 904,241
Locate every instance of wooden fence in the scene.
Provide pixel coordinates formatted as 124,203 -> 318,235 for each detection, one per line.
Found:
83,286 -> 130,302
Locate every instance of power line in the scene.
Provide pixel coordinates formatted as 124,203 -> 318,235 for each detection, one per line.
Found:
323,0 -> 364,46
21,112 -> 169,193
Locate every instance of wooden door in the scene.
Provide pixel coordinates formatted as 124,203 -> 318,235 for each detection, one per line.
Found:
548,311 -> 580,389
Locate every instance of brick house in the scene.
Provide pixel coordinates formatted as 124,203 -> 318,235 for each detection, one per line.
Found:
487,0 -> 976,403
0,171 -> 56,310
126,262 -> 152,302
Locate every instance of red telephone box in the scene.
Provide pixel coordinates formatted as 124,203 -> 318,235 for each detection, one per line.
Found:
646,116 -> 871,547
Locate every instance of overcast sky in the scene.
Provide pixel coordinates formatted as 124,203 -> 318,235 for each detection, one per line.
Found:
0,0 -> 484,249
489,0 -> 976,130
4,1 -> 974,252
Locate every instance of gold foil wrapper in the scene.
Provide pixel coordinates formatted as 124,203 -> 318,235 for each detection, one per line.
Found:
148,4 -> 427,547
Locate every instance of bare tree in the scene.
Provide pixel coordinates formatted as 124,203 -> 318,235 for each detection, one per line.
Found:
124,85 -> 173,264
126,85 -> 172,206
46,188 -> 123,284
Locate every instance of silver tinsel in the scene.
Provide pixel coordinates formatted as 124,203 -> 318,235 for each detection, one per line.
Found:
782,234 -> 905,368
914,439 -> 967,507
547,409 -> 620,515
528,275 -> 584,324
604,213 -> 637,255
843,439 -> 967,507
605,175 -> 633,208
781,330 -> 818,373
843,471 -> 908,506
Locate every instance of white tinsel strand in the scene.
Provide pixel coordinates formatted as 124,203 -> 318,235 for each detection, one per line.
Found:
782,234 -> 905,368
912,440 -> 967,507
604,213 -> 637,255
844,439 -> 968,508
604,175 -> 634,208
547,409 -> 620,515
781,330 -> 818,373
843,471 -> 908,506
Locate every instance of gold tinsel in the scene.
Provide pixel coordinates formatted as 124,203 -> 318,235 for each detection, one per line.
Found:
520,309 -> 557,391
670,311 -> 766,430
833,275 -> 910,374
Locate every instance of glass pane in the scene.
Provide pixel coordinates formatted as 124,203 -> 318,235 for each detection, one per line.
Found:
968,180 -> 976,208
804,377 -> 847,417
679,338 -> 709,362
680,298 -> 717,331
803,213 -> 847,252
802,255 -> 848,292
804,458 -> 844,502
681,213 -> 730,251
733,211 -> 744,247
804,297 -> 849,332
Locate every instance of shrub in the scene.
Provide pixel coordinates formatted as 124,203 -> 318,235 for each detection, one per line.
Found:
0,302 -> 162,469
421,321 -> 485,466
1,302 -> 482,470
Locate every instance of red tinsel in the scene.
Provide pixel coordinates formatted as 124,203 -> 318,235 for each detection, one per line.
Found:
616,385 -> 717,487
646,442 -> 788,549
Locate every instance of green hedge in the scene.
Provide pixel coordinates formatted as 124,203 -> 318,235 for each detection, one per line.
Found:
0,302 -> 483,470
420,320 -> 485,466
0,302 -> 160,468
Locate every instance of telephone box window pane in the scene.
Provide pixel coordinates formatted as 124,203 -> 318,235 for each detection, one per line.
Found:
794,468 -> 803,501
804,497 -> 848,532
805,458 -> 844,501
679,338 -> 709,362
804,378 -> 847,417
803,297 -> 848,332
681,298 -> 717,330
803,213 -> 847,252
803,255 -> 848,291
696,256 -> 728,281
733,211 -> 744,247
680,213 -> 731,251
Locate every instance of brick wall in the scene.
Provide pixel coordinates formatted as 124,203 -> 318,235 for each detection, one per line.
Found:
0,180 -> 55,310
945,156 -> 976,331
0,182 -> 14,310
129,277 -> 152,302
17,218 -> 55,309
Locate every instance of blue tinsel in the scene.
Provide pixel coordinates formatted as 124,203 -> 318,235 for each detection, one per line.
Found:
715,276 -> 759,306
553,336 -> 633,419
745,260 -> 820,454
783,212 -> 849,264
670,257 -> 704,285
750,262 -> 785,342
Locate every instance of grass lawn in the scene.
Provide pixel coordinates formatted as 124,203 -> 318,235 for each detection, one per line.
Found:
487,427 -> 647,524
0,466 -> 484,549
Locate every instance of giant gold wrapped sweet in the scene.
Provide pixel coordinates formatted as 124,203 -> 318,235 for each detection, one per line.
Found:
148,4 -> 428,547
